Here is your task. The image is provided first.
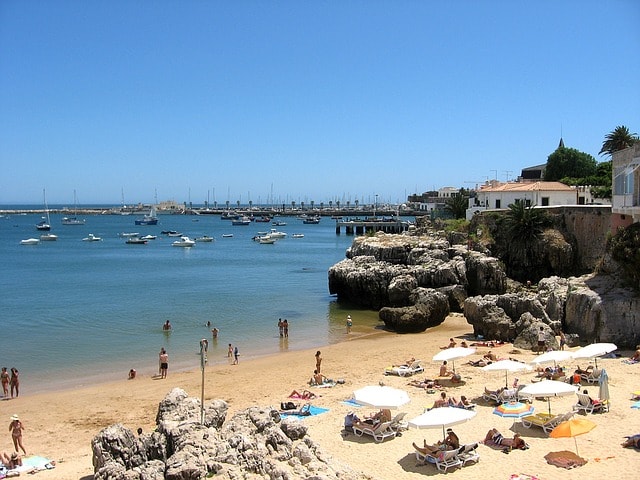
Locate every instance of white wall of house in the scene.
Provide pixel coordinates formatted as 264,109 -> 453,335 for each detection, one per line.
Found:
612,143 -> 640,224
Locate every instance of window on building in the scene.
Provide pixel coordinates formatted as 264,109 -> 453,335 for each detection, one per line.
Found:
541,197 -> 549,206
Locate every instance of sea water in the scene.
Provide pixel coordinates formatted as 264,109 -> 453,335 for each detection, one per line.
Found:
0,209 -> 389,394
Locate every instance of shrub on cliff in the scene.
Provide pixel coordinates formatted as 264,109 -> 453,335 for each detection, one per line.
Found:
608,223 -> 640,290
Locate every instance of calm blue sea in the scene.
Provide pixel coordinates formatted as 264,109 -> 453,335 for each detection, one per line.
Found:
0,207 -> 391,395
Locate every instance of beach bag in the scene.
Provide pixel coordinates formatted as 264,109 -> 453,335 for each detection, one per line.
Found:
281,401 -> 297,410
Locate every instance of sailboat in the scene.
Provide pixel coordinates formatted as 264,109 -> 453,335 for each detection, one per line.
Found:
62,190 -> 85,225
36,189 -> 51,231
135,205 -> 158,225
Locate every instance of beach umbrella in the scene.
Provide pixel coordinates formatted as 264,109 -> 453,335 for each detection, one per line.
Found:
519,380 -> 578,415
531,350 -> 574,367
352,386 -> 410,409
408,406 -> 476,439
493,401 -> 535,430
598,369 -> 610,404
432,347 -> 476,373
550,417 -> 596,457
573,343 -> 617,368
482,359 -> 532,388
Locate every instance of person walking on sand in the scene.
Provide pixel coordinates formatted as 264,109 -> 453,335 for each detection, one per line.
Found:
1,368 -> 9,398
158,348 -> 166,375
233,346 -> 239,365
537,326 -> 546,353
9,414 -> 26,455
346,315 -> 352,334
9,368 -> 19,398
159,350 -> 168,379
315,351 -> 322,374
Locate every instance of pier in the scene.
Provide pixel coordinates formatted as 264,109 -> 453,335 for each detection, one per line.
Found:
335,218 -> 412,235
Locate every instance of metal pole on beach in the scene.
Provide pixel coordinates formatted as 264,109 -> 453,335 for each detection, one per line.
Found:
199,339 -> 208,424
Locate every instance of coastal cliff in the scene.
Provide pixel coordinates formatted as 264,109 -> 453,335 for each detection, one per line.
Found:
328,224 -> 639,347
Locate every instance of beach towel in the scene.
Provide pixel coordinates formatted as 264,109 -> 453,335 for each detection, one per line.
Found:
544,450 -> 588,469
280,405 -> 329,419
342,398 -> 362,408
622,359 -> 638,364
312,381 -> 336,388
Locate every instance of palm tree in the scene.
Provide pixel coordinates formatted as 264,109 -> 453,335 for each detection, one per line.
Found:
502,202 -> 549,267
599,125 -> 639,157
444,191 -> 468,219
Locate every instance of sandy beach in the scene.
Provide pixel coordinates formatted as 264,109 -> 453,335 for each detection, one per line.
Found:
1,314 -> 638,480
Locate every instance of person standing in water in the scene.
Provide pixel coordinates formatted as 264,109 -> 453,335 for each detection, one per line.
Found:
163,320 -> 172,331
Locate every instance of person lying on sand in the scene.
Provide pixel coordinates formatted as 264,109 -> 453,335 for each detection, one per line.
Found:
289,390 -> 316,400
408,378 -> 442,390
622,434 -> 640,448
484,428 -> 528,450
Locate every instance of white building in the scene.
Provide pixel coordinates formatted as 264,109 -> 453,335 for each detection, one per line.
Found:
466,181 -> 579,220
611,143 -> 640,228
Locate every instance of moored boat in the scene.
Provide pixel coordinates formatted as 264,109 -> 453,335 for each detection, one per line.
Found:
195,235 -> 214,242
135,206 -> 158,225
172,236 -> 196,247
221,233 -> 234,238
83,234 -> 102,241
258,235 -> 276,244
21,238 -> 40,245
40,233 -> 58,241
269,228 -> 287,239
125,236 -> 147,244
231,216 -> 251,226
119,232 -> 140,237
140,234 -> 157,240
292,233 -> 305,238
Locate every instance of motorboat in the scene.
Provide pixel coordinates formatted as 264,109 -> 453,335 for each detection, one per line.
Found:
21,238 -> 40,245
302,216 -> 320,224
254,216 -> 271,222
221,233 -> 234,238
231,216 -> 251,226
119,232 -> 140,237
40,233 -> 58,241
272,220 -> 287,226
166,231 -> 183,237
195,235 -> 214,242
135,206 -> 158,225
82,234 -> 102,242
258,235 -> 276,244
172,236 -> 196,247
140,234 -> 157,240
125,236 -> 147,244
291,233 -> 305,238
269,228 -> 287,239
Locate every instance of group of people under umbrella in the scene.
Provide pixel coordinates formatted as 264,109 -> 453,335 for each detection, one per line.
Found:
346,342 -> 618,469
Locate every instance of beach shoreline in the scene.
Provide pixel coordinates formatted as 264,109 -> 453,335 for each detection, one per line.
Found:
1,314 -> 637,480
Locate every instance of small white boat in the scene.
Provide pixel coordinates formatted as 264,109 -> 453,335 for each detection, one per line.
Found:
172,236 -> 196,247
21,238 -> 40,245
221,233 -> 234,238
166,231 -> 183,237
272,220 -> 287,226
125,236 -> 147,244
119,232 -> 140,237
40,233 -> 58,241
232,216 -> 251,226
292,233 -> 305,238
258,235 -> 276,244
195,235 -> 214,242
140,234 -> 157,240
83,234 -> 102,242
269,228 -> 287,239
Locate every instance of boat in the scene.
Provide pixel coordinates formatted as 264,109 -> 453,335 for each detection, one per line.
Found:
221,233 -> 234,238
272,220 -> 287,226
40,233 -> 58,241
254,216 -> 271,222
166,231 -> 183,237
119,232 -> 140,237
21,238 -> 40,245
125,236 -> 147,244
135,206 -> 158,225
36,189 -> 51,231
62,190 -> 86,225
172,236 -> 196,247
258,235 -> 276,244
302,216 -> 320,224
231,216 -> 251,226
140,234 -> 157,240
83,234 -> 102,242
269,228 -> 287,239
292,233 -> 305,238
195,235 -> 214,242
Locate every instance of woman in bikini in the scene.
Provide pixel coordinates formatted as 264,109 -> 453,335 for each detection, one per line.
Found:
484,428 -> 526,450
9,414 -> 27,455
9,368 -> 19,398
1,368 -> 9,398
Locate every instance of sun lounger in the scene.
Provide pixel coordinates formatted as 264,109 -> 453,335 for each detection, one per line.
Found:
415,449 -> 462,472
573,392 -> 609,414
580,368 -> 602,385
385,360 -> 424,377
522,411 -> 573,434
389,412 -> 408,432
352,421 -> 397,443
457,443 -> 480,465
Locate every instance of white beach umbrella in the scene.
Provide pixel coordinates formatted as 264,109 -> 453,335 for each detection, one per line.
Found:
531,350 -> 574,366
482,359 -> 532,387
432,347 -> 476,373
573,343 -> 617,368
408,406 -> 477,439
519,379 -> 578,415
352,385 -> 410,410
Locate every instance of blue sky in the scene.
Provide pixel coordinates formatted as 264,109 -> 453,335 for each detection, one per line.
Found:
1,1 -> 639,206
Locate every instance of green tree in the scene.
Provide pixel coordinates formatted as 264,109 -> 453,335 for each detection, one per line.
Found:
544,147 -> 597,181
501,202 -> 549,269
444,189 -> 469,219
599,125 -> 639,157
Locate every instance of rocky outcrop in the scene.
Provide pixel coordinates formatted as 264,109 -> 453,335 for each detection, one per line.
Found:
92,388 -> 369,480
379,288 -> 450,333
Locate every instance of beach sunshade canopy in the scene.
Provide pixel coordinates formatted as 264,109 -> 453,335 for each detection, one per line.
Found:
408,406 -> 476,438
352,386 -> 410,409
493,401 -> 535,418
531,350 -> 574,366
519,380 -> 578,415
573,343 -> 617,368
550,417 -> 596,456
432,347 -> 476,373
482,359 -> 532,387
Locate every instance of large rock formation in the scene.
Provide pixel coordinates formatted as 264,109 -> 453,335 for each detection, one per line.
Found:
92,388 -> 369,480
